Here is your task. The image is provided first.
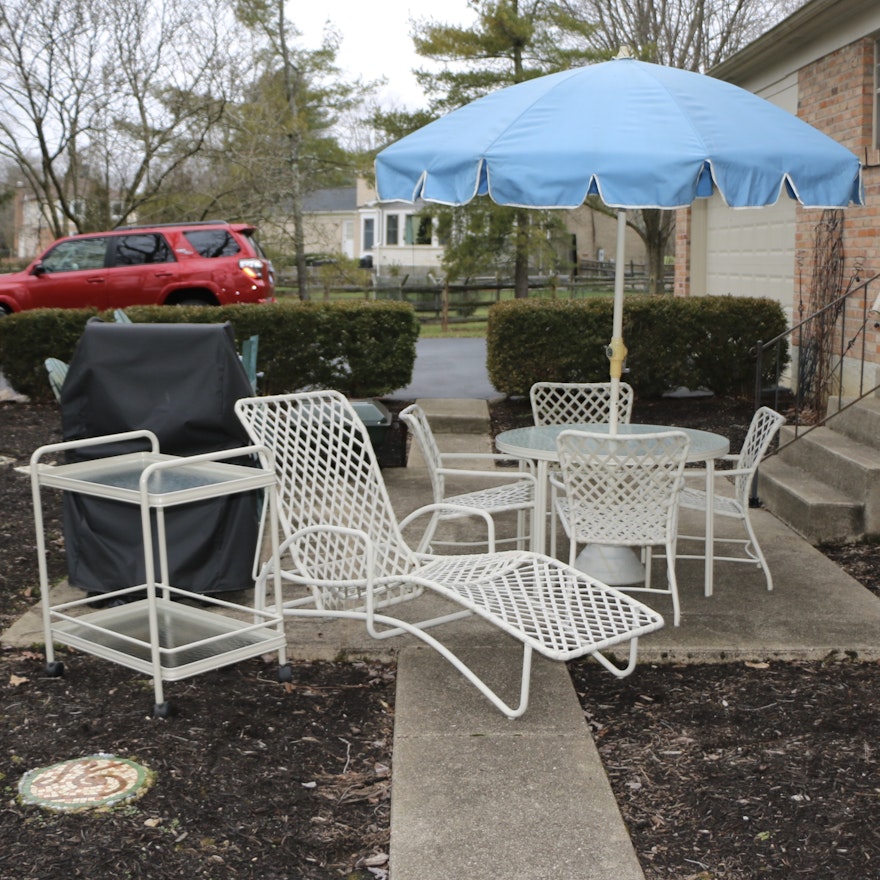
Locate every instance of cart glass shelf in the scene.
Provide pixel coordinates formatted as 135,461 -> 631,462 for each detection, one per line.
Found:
50,594 -> 286,680
36,451 -> 273,506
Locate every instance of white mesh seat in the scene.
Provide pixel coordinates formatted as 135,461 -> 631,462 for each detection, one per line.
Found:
677,406 -> 785,593
531,381 -> 635,551
235,390 -> 665,719
399,403 -> 535,552
552,429 -> 690,626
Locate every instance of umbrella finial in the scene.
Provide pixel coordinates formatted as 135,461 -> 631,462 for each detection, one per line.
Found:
615,47 -> 633,59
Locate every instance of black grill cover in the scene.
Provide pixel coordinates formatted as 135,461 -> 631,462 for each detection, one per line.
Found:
60,321 -> 259,595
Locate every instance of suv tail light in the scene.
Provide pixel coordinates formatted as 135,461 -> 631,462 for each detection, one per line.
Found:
238,258 -> 265,280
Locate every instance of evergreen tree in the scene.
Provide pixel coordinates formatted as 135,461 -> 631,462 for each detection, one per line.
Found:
410,1 -> 600,297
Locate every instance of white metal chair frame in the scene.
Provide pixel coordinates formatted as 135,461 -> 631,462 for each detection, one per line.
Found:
399,403 -> 536,553
531,381 -> 635,550
551,429 -> 690,626
235,390 -> 665,719
676,406 -> 785,594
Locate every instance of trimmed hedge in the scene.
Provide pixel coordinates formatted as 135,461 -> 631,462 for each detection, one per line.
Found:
486,295 -> 789,399
0,301 -> 419,402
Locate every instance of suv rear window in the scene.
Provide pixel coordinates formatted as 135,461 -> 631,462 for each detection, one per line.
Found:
183,229 -> 241,258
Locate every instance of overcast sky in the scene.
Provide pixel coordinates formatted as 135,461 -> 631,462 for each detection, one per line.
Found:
288,0 -> 476,109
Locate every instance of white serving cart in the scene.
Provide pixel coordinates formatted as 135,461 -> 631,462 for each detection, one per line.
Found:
30,430 -> 288,717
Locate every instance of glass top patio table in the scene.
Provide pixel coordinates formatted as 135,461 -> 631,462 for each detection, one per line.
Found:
495,423 -> 729,463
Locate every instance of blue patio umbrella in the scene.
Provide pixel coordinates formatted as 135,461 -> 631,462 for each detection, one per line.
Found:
375,57 -> 863,429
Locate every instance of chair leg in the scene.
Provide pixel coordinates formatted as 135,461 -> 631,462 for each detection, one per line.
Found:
743,513 -> 774,591
415,511 -> 442,554
665,541 -> 681,627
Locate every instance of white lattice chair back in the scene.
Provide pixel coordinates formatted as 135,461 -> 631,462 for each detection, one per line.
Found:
732,407 -> 786,501
531,381 -> 634,426
555,429 -> 690,546
398,404 -> 446,501
235,390 -> 419,611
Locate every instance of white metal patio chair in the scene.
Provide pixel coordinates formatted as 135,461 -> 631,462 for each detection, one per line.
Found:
399,403 -> 536,553
235,390 -> 665,719
530,381 -> 635,427
676,406 -> 785,594
531,381 -> 635,550
45,358 -> 69,402
552,429 -> 690,626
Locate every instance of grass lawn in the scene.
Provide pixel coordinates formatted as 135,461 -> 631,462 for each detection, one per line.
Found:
275,285 -> 614,338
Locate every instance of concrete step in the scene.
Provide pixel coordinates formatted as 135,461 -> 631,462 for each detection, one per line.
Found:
416,398 -> 490,434
825,395 -> 880,447
759,456 -> 863,544
776,425 -> 880,532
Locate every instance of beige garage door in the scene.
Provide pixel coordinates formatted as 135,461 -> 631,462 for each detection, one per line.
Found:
704,195 -> 797,321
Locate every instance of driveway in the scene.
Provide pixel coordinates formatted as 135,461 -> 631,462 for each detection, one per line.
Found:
388,338 -> 500,400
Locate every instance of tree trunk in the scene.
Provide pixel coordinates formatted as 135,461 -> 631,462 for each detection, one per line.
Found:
640,208 -> 672,295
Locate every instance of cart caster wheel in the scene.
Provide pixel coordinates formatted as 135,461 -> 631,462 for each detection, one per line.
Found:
278,664 -> 293,684
153,702 -> 173,719
45,661 -> 64,678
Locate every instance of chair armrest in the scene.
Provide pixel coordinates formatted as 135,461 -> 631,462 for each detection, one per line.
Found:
282,524 -> 376,583
548,472 -> 566,491
684,464 -> 752,481
399,502 -> 497,553
440,452 -> 536,474
435,465 -> 537,486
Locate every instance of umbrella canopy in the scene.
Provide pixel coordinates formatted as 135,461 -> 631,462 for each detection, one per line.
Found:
376,57 -> 862,210
375,57 -> 863,427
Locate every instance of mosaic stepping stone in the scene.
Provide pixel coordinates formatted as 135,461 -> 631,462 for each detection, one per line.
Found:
19,754 -> 154,812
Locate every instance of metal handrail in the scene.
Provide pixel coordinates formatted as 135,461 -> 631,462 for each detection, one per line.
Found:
754,271 -> 880,451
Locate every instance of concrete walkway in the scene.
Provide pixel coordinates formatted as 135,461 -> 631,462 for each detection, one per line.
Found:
6,398 -> 880,879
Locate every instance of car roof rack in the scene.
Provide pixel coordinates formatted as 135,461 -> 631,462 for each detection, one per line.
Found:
114,220 -> 231,231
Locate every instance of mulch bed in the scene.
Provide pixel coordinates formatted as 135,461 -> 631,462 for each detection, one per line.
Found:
3,396 -> 880,879
0,401 -> 394,879
570,657 -> 880,879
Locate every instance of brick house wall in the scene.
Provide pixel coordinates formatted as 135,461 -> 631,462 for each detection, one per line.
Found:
675,32 -> 880,388
796,39 -> 880,379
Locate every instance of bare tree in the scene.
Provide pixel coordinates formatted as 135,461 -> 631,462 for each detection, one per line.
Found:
564,0 -> 802,72
228,1 -> 376,298
0,0 -> 242,237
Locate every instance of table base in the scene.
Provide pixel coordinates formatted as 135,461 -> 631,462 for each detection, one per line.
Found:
573,544 -> 646,586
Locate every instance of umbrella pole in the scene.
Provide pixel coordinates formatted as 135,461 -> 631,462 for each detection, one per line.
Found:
576,207 -> 646,587
608,209 -> 628,435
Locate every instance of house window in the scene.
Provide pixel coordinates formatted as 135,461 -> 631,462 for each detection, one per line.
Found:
363,218 -> 374,251
404,214 -> 433,246
386,214 -> 399,246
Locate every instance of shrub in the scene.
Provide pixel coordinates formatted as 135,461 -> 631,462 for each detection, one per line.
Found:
486,295 -> 789,399
0,301 -> 419,402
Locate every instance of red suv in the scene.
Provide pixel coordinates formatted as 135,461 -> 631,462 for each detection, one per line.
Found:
0,220 -> 275,314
